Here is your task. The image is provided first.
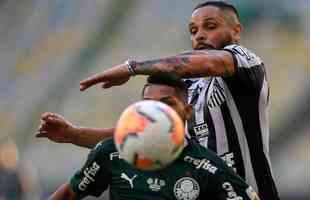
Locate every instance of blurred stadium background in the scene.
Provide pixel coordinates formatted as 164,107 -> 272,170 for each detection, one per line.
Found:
1,0 -> 309,199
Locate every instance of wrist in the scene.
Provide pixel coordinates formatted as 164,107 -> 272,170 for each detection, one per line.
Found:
125,59 -> 138,76
68,124 -> 81,143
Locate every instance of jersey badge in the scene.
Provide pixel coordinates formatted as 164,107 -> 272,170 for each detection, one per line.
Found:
147,178 -> 166,192
174,177 -> 200,200
193,123 -> 209,138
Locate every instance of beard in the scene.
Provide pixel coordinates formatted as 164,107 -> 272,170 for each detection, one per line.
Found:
194,32 -> 235,50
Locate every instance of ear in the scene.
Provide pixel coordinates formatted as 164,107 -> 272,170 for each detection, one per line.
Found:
184,104 -> 193,121
232,23 -> 243,42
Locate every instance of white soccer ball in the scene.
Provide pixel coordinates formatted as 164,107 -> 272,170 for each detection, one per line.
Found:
114,100 -> 185,170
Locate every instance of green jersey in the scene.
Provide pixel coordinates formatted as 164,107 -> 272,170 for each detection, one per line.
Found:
70,139 -> 258,200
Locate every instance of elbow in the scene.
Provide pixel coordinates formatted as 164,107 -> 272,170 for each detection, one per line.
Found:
49,183 -> 78,200
205,57 -> 235,77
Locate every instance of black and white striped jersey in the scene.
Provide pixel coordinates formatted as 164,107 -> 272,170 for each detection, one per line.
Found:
186,44 -> 279,200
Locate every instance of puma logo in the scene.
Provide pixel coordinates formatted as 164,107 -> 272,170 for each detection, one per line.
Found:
121,173 -> 137,188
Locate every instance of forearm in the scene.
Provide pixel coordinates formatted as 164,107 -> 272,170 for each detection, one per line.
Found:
132,50 -> 234,78
49,183 -> 79,200
72,127 -> 115,149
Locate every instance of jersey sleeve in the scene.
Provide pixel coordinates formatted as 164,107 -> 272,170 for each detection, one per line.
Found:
188,142 -> 260,200
204,168 -> 260,200
223,44 -> 266,93
69,141 -> 111,197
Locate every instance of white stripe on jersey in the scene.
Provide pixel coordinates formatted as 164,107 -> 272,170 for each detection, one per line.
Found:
209,106 -> 229,156
259,78 -> 275,181
195,82 -> 208,124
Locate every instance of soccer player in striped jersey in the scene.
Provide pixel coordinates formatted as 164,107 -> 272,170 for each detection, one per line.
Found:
38,1 -> 279,199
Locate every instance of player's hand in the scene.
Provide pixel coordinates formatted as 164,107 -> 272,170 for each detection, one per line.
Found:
36,112 -> 77,143
80,63 -> 131,91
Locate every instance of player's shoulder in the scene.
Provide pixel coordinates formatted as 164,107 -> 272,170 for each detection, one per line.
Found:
92,138 -> 116,155
223,44 -> 263,66
181,141 -> 234,174
223,44 -> 253,54
183,140 -> 218,159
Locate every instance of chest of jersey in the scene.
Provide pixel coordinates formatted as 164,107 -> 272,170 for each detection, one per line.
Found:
187,78 -> 228,145
187,78 -> 240,173
108,152 -> 214,200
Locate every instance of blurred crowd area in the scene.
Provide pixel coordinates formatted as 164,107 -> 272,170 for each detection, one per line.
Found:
0,0 -> 309,199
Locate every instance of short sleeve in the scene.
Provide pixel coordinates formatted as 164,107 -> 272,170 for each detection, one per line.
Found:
69,141 -> 111,197
223,44 -> 266,93
204,169 -> 260,200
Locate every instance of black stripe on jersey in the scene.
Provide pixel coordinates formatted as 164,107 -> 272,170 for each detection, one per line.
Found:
224,66 -> 280,199
187,110 -> 198,139
220,102 -> 245,179
236,96 -> 279,200
208,83 -> 226,108
216,89 -> 225,103
213,92 -> 221,106
224,64 -> 265,93
187,88 -> 200,139
214,88 -> 225,104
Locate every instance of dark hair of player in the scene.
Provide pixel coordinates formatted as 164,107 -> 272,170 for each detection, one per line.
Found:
193,0 -> 240,20
142,74 -> 188,102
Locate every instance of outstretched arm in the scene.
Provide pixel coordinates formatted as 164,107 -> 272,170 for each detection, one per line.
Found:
49,182 -> 81,200
80,50 -> 235,91
72,127 -> 114,148
133,50 -> 234,78
36,112 -> 114,148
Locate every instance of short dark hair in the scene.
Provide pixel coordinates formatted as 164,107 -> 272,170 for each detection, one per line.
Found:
142,74 -> 188,101
193,0 -> 240,20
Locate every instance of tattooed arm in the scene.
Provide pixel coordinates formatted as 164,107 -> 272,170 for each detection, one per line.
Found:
80,50 -> 235,91
133,50 -> 235,78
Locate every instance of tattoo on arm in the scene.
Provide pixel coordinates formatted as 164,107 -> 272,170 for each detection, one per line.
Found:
179,50 -> 208,56
134,56 -> 190,76
131,50 -> 233,77
219,57 -> 232,77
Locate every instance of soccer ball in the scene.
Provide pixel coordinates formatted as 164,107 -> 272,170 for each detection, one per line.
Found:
114,100 -> 185,170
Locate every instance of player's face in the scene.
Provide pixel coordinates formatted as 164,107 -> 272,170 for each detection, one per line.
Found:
142,84 -> 192,122
189,6 -> 241,50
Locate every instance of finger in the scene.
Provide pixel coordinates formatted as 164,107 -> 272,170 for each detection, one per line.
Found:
38,124 -> 47,132
38,123 -> 43,131
39,119 -> 47,127
42,114 -> 62,123
45,116 -> 66,126
41,116 -> 54,123
41,112 -> 55,120
51,113 -> 64,120
80,74 -> 106,91
35,131 -> 47,138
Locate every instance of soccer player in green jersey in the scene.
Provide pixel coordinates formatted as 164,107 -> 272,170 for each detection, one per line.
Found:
48,75 -> 259,200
